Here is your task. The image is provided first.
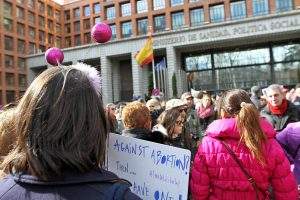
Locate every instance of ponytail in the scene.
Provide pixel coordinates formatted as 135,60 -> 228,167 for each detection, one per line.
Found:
237,102 -> 266,165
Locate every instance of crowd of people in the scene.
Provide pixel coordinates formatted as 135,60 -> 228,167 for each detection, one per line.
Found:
0,63 -> 299,199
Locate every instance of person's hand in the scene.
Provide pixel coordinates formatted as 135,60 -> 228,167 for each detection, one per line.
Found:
286,88 -> 295,101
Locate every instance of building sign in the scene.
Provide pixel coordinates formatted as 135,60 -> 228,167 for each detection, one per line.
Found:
106,133 -> 191,200
153,14 -> 300,47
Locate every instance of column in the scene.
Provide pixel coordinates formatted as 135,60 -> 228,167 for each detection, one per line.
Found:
100,55 -> 113,105
131,52 -> 147,99
166,46 -> 184,99
112,60 -> 121,102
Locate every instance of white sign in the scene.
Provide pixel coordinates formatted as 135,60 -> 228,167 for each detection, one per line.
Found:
107,133 -> 191,200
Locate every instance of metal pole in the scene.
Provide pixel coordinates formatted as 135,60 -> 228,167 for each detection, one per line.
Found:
152,59 -> 157,89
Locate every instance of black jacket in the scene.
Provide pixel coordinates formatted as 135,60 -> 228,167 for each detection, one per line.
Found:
0,169 -> 141,200
122,128 -> 165,144
261,101 -> 300,131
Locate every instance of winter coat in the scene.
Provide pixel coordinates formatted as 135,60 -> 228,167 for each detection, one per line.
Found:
185,108 -> 202,140
261,101 -> 300,131
0,168 -> 141,200
190,118 -> 297,200
277,122 -> 300,184
122,128 -> 164,144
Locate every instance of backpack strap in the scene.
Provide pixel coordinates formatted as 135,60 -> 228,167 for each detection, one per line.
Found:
220,140 -> 262,200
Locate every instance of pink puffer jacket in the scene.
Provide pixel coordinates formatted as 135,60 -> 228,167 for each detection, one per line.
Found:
190,118 -> 298,200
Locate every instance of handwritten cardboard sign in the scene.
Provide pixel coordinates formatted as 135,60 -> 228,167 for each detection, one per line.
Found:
106,133 -> 191,200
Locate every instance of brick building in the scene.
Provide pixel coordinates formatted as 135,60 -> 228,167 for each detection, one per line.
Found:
3,0 -> 300,105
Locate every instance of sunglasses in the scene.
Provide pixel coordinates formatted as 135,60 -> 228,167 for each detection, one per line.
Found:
175,120 -> 184,126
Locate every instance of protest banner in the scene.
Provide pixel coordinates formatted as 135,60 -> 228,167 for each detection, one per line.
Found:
106,133 -> 191,200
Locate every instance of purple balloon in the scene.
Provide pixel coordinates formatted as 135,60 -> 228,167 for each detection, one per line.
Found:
45,47 -> 64,66
91,23 -> 112,43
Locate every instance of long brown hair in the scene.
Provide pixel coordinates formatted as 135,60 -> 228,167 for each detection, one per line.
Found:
221,89 -> 266,164
157,108 -> 181,137
1,65 -> 108,180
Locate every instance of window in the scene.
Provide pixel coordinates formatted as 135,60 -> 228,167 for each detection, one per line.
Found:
65,37 -> 71,47
74,8 -> 80,18
190,8 -> 204,26
110,24 -> 117,39
5,55 -> 14,68
253,0 -> 268,16
210,4 -> 225,23
94,17 -> 101,24
74,21 -> 80,32
19,75 -> 27,88
38,1 -> 45,13
18,58 -> 26,72
28,0 -> 35,9
39,45 -> 46,52
231,1 -> 246,20
74,35 -> 81,46
185,55 -> 212,71
47,5 -> 53,17
6,91 -> 15,103
94,3 -> 101,14
137,0 -> 148,13
29,27 -> 35,40
55,37 -> 61,48
55,10 -> 60,20
28,12 -> 35,25
276,0 -> 293,12
6,73 -> 15,86
172,12 -> 184,29
64,10 -> 70,20
39,16 -> 45,27
84,5 -> 90,16
39,31 -> 45,43
137,18 -> 148,35
29,43 -> 36,54
56,23 -> 61,34
121,21 -> 132,38
154,15 -> 166,32
121,3 -> 131,16
17,23 -> 25,36
48,34 -> 54,44
4,1 -> 12,17
84,19 -> 90,29
153,0 -> 165,10
189,0 -> 199,3
17,7 -> 25,20
4,18 -> 13,32
4,36 -> 13,51
106,6 -> 116,20
65,23 -> 71,33
48,20 -> 54,30
84,33 -> 91,44
18,40 -> 26,54
171,0 -> 183,6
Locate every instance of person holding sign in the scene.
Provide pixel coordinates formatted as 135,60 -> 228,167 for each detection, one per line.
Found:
190,89 -> 297,200
0,64 -> 141,200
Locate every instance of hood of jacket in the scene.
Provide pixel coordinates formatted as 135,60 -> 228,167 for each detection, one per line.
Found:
205,118 -> 276,139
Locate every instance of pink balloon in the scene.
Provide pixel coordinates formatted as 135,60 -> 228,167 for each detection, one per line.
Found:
91,23 -> 112,43
45,47 -> 64,66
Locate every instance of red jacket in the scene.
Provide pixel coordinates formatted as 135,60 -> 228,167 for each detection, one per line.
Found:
190,118 -> 297,200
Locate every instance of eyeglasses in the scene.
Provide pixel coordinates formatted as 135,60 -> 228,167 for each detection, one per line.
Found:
175,120 -> 184,126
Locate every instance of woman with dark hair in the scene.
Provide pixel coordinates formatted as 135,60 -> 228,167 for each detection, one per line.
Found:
190,89 -> 297,200
152,108 -> 185,148
0,63 -> 140,200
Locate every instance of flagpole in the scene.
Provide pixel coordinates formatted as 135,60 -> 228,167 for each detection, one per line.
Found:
152,60 -> 157,89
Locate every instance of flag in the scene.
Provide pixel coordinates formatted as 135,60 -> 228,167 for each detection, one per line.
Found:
155,58 -> 166,71
135,37 -> 153,66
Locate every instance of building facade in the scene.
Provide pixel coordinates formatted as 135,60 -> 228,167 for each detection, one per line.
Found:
7,0 -> 300,105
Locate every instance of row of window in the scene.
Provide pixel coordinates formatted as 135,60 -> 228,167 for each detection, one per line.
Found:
64,3 -> 101,20
103,0 -> 293,21
185,44 -> 300,91
0,73 -> 27,88
4,35 -> 61,53
0,90 -> 25,105
4,1 -> 61,20
1,56 -> 26,72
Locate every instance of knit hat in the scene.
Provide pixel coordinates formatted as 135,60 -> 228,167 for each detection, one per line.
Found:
165,99 -> 186,110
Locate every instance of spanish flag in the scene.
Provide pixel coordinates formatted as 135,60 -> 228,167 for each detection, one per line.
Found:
135,37 -> 153,66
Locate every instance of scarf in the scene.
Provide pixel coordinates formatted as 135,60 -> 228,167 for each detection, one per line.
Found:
197,105 -> 214,119
268,99 -> 288,115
